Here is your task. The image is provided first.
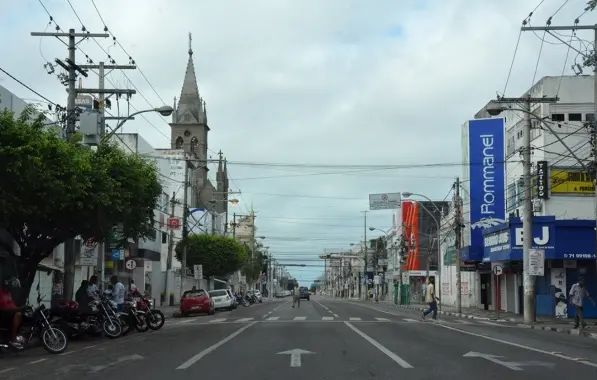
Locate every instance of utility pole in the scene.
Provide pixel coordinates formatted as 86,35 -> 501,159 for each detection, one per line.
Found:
492,96 -> 558,324
374,239 -> 379,302
361,210 -> 368,300
454,177 -> 462,313
231,213 -> 237,239
163,192 -> 177,300
180,159 -> 190,300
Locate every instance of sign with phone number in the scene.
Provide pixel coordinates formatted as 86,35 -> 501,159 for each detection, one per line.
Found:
563,253 -> 596,259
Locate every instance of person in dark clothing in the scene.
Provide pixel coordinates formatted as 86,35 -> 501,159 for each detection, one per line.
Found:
75,280 -> 91,312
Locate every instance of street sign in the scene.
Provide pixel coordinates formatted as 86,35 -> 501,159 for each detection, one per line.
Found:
492,265 -> 503,276
168,217 -> 181,230
79,239 -> 98,266
193,264 -> 203,280
111,249 -> 121,261
125,259 -> 136,271
528,249 -> 545,276
369,193 -> 401,210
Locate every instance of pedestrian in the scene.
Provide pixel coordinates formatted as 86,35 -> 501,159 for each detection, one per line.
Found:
292,284 -> 300,308
87,275 -> 99,298
129,279 -> 138,294
422,277 -> 439,320
110,275 -> 126,313
569,277 -> 595,329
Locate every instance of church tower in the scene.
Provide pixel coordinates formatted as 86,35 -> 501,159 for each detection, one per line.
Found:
170,33 -> 210,206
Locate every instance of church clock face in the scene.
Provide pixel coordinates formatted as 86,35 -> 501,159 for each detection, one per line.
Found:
184,130 -> 191,137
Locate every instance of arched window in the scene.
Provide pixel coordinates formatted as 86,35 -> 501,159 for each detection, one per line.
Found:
190,137 -> 199,153
175,136 -> 184,149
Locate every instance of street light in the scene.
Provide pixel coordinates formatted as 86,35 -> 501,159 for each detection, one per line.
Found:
102,105 -> 174,142
400,192 -> 444,311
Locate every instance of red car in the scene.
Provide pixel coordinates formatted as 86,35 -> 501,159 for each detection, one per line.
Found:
180,288 -> 215,316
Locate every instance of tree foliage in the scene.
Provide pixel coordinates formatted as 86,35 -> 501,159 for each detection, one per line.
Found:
0,107 -> 162,302
240,243 -> 267,282
175,234 -> 246,277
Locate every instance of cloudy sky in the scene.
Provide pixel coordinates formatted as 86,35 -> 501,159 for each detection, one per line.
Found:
0,0 -> 593,284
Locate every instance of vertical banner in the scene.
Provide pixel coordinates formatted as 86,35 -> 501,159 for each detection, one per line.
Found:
402,201 -> 419,271
536,160 -> 549,199
468,118 -> 506,249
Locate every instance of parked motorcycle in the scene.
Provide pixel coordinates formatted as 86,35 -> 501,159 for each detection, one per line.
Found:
130,291 -> 165,331
119,299 -> 149,336
90,294 -> 123,338
236,294 -> 249,307
50,300 -> 102,339
0,304 -> 68,354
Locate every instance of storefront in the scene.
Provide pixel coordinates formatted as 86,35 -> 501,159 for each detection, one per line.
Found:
483,216 -> 597,318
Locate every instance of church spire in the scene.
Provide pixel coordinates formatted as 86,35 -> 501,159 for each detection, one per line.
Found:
175,32 -> 204,124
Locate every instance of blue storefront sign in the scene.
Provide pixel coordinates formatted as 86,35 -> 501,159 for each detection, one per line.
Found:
483,217 -> 596,262
464,118 -> 506,261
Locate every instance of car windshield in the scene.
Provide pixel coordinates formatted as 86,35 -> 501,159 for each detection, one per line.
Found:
209,290 -> 228,297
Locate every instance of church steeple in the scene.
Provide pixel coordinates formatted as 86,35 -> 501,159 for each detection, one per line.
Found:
174,32 -> 205,125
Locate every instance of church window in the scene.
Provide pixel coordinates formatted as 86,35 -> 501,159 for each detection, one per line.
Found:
175,136 -> 184,149
190,137 -> 199,153
184,130 -> 191,137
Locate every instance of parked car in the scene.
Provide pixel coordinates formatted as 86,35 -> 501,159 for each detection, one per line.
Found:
226,289 -> 238,309
209,289 -> 235,310
299,287 -> 310,301
180,289 -> 215,316
248,290 -> 263,303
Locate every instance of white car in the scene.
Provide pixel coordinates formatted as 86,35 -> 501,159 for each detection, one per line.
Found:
209,289 -> 235,310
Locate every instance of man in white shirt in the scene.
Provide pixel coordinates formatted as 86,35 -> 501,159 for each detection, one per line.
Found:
569,278 -> 595,329
422,278 -> 439,320
292,285 -> 300,308
110,275 -> 126,313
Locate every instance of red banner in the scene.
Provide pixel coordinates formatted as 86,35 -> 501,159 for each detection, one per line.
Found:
401,201 -> 420,271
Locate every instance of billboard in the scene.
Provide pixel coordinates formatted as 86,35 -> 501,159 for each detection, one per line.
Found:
402,201 -> 419,271
550,169 -> 594,194
369,193 -> 401,210
468,118 -> 506,250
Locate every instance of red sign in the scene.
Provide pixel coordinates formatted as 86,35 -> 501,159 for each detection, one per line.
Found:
402,201 -> 420,271
168,217 -> 181,230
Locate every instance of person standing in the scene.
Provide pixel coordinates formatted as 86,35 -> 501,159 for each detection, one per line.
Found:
569,277 -> 595,329
292,285 -> 300,308
110,275 -> 126,313
422,277 -> 438,320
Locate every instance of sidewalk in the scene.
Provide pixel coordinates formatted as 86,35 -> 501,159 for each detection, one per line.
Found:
349,299 -> 597,339
155,304 -> 180,318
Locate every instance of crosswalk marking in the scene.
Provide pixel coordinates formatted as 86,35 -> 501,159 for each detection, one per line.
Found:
293,316 -> 307,320
403,318 -> 420,323
349,317 -> 362,321
209,318 -> 227,323
266,317 -> 280,321
455,319 -> 473,325
477,320 -> 503,326
237,318 -> 254,322
375,318 -> 390,322
322,316 -> 334,321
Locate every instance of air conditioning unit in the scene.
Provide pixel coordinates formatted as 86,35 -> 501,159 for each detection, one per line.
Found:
532,199 -> 542,212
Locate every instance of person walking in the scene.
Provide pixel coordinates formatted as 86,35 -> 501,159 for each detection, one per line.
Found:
292,285 -> 300,308
569,277 -> 595,329
110,275 -> 126,313
422,277 -> 439,320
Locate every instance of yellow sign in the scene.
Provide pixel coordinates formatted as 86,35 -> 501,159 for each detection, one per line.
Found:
550,170 -> 594,194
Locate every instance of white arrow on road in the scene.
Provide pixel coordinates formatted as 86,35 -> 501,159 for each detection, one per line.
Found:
463,352 -> 554,371
277,349 -> 316,367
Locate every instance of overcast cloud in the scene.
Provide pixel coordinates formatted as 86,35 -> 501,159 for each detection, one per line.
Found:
0,0 -> 593,284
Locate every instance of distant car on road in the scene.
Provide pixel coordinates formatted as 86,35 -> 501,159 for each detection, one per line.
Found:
299,287 -> 310,301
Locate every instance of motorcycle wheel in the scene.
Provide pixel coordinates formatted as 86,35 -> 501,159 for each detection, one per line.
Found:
119,314 -> 131,336
40,326 -> 68,354
103,317 -> 123,338
135,314 -> 150,333
148,310 -> 165,331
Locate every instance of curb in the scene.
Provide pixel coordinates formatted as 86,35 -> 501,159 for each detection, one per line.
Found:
348,300 -> 597,340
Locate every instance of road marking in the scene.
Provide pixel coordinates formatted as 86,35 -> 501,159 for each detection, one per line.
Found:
344,322 -> 413,368
454,320 -> 473,325
59,350 -> 75,356
29,358 -> 49,364
209,318 -> 227,323
82,344 -> 99,350
177,322 -> 257,369
293,316 -> 307,320
403,318 -> 419,323
322,316 -> 334,321
0,368 -> 15,374
463,351 -> 554,371
375,318 -> 390,322
277,348 -> 315,367
89,354 -> 144,373
349,317 -> 362,321
434,321 -> 597,368
237,318 -> 254,322
478,320 -> 506,327
178,319 -> 197,324
333,314 -> 340,317
266,316 -> 280,321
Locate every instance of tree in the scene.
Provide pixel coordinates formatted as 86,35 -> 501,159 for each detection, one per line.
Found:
175,234 -> 246,277
240,243 -> 267,283
0,107 -> 162,303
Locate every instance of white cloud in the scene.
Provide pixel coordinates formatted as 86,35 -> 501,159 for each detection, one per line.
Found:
1,0 -> 594,283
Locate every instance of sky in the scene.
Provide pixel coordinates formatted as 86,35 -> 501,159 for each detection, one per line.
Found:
0,0 -> 594,285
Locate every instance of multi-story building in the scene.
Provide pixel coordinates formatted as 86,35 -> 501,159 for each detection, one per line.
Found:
455,75 -> 597,319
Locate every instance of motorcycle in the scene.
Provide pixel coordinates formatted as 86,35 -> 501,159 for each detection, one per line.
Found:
89,293 -> 123,339
235,294 -> 249,307
0,304 -> 68,354
130,292 -> 164,331
50,300 -> 102,339
119,299 -> 149,336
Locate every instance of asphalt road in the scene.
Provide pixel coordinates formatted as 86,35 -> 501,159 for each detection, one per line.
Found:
1,296 -> 596,379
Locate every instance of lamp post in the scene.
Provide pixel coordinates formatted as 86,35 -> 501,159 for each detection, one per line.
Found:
102,105 -> 173,142
401,192 -> 443,311
207,198 -> 240,235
